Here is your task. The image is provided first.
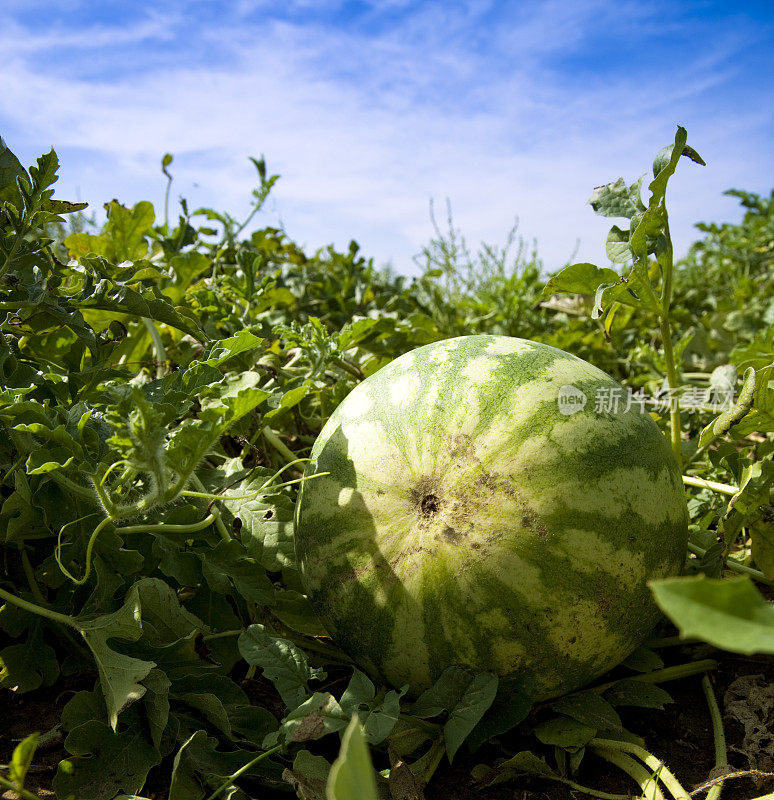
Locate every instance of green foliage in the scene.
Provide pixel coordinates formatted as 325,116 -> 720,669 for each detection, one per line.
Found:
0,130 -> 772,800
650,575 -> 774,653
326,717 -> 379,800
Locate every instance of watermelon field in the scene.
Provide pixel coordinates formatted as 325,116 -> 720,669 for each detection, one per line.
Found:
1,127 -> 773,800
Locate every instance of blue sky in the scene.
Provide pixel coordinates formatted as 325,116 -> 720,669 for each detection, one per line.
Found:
1,0 -> 772,274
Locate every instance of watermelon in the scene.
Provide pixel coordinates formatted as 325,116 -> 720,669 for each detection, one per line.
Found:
294,335 -> 688,700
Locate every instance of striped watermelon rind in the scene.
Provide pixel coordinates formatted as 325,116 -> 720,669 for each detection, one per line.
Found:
294,335 -> 688,700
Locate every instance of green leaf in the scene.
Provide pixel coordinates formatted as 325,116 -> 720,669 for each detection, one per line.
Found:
228,705 -> 279,748
177,691 -> 233,737
410,665 -> 478,718
0,136 -> 27,205
77,275 -> 204,340
74,585 -> 157,730
602,679 -> 673,709
9,732 -> 38,790
473,750 -> 557,787
265,379 -> 314,422
605,225 -> 632,263
53,708 -> 162,800
0,626 -> 59,692
533,715 -> 596,748
465,680 -> 533,752
201,539 -> 275,605
42,197 -> 88,215
549,690 -> 622,732
541,262 -> 619,298
443,672 -> 498,762
276,692 -> 349,744
622,644 -> 664,672
220,470 -> 296,572
182,331 -> 264,381
169,730 -> 265,800
25,445 -> 74,474
650,575 -> 774,654
751,517 -> 774,580
326,716 -> 379,800
132,577 -> 207,645
339,668 -> 375,714
142,668 -> 171,751
698,366 -> 756,447
238,624 -> 324,710
649,126 -> 705,207
271,589 -> 329,637
283,750 -> 331,800
339,669 -> 405,745
589,176 -> 646,219
66,201 -> 155,262
732,363 -> 774,435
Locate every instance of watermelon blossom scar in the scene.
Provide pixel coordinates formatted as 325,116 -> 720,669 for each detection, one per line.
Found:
294,335 -> 688,700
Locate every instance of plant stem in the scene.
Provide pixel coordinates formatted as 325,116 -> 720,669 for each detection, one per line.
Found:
0,773 -> 44,800
262,427 -> 297,464
55,517 -> 113,585
91,471 -> 117,517
203,743 -> 284,800
546,777 -> 632,800
0,230 -> 24,281
645,635 -> 699,648
396,713 -> 442,734
590,659 -> 717,695
592,746 -> 666,800
2,453 -> 25,485
660,312 -> 683,470
141,317 -> 167,378
332,356 -> 365,380
702,674 -> 727,800
590,738 -> 690,799
189,474 -> 231,542
682,476 -> 739,496
163,166 -> 172,229
19,547 -> 47,606
49,472 -> 99,504
202,629 -> 242,641
278,631 -> 354,664
411,738 -> 446,786
688,542 -> 773,586
117,513 -> 217,536
0,586 -> 75,628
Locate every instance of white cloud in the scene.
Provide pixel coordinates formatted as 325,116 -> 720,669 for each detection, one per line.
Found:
0,1 -> 771,274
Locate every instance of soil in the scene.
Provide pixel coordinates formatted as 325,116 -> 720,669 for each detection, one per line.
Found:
1,646 -> 772,800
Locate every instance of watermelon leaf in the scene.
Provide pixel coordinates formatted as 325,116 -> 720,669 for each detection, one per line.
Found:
472,750 -> 558,787
282,750 -> 331,800
533,715 -> 596,748
8,733 -> 39,792
650,575 -> 774,654
602,679 -> 673,710
326,717 -> 380,800
443,672 -> 498,762
549,690 -> 622,732
238,624 -> 325,711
